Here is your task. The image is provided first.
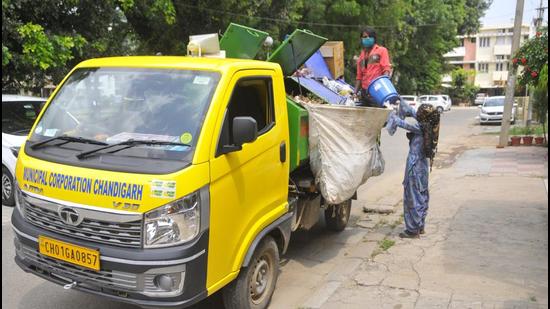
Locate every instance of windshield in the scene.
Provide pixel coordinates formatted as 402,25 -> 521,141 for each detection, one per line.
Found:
484,98 -> 505,107
30,68 -> 220,160
2,101 -> 45,135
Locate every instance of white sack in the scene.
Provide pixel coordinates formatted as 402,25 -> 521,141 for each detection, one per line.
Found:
303,104 -> 391,204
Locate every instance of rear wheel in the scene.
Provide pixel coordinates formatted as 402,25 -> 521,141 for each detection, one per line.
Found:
223,236 -> 279,309
2,166 -> 15,206
437,106 -> 444,114
325,199 -> 352,232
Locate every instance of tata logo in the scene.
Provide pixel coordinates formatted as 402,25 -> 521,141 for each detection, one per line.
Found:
58,207 -> 83,226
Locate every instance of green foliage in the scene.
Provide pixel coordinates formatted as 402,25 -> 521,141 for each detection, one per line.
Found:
2,0 -> 135,93
2,44 -> 12,66
513,29 -> 548,87
509,125 -> 547,136
17,23 -> 86,70
2,0 -> 491,95
449,68 -> 479,104
531,65 -> 548,139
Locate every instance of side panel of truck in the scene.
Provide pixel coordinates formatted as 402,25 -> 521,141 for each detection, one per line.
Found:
206,69 -> 290,294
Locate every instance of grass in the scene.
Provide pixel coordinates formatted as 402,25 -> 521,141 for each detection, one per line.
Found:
379,239 -> 396,251
370,238 -> 396,259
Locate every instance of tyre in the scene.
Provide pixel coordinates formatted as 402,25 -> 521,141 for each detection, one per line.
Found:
223,236 -> 279,309
325,199 -> 352,232
2,166 -> 15,206
437,106 -> 444,114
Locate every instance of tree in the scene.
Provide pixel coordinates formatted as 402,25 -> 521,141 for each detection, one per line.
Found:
2,0 -> 491,95
449,68 -> 479,104
512,29 -> 548,87
2,0 -> 135,93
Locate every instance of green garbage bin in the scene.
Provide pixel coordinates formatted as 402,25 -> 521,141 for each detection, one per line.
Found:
219,23 -> 269,59
267,29 -> 327,76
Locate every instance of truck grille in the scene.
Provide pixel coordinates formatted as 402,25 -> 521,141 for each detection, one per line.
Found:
22,245 -> 139,291
24,200 -> 142,248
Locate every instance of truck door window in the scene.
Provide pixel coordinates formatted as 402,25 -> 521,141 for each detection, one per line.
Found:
217,77 -> 275,155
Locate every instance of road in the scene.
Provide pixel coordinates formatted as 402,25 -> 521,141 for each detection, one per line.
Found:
2,108 -> 480,309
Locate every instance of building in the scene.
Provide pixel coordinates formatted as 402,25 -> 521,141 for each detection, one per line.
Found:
443,24 -> 533,96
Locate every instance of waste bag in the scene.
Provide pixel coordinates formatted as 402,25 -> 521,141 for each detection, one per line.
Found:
303,104 -> 391,204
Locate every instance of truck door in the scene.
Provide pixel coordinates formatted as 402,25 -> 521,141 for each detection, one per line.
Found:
207,70 -> 289,291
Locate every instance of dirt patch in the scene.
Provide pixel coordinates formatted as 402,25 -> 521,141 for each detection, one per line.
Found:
434,145 -> 472,169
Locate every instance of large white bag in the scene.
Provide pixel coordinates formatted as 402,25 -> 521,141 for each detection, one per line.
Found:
303,104 -> 391,204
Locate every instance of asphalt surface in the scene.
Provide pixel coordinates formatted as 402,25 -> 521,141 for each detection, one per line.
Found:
2,108 -> 480,309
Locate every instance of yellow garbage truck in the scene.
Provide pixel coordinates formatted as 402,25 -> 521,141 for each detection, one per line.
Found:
12,28 -> 388,309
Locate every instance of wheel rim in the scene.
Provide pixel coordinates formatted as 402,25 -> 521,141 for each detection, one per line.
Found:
249,254 -> 273,305
2,173 -> 12,201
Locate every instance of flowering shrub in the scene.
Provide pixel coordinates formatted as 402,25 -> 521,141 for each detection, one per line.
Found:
512,30 -> 548,87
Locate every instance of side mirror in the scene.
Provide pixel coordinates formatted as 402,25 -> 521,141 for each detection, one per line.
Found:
219,117 -> 258,155
233,117 -> 258,147
478,105 -> 483,109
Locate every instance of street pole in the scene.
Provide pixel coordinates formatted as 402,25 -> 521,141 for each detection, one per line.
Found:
498,0 -> 525,148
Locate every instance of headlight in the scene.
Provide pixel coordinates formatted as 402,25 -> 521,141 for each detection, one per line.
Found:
15,184 -> 26,217
144,191 -> 200,248
481,108 -> 487,114
10,146 -> 21,157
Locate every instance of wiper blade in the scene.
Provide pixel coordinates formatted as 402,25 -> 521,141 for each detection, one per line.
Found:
30,135 -> 108,150
76,139 -> 190,160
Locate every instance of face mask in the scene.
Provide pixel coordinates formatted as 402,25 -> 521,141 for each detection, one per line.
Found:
362,37 -> 375,48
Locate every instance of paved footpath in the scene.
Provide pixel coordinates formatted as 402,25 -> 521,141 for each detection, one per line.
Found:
270,145 -> 548,309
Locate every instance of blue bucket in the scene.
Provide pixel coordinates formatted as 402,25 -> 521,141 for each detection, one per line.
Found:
367,76 -> 399,107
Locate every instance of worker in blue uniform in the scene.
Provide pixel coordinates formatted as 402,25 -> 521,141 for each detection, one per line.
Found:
386,100 -> 440,238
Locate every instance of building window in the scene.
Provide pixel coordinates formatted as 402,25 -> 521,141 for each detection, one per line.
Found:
479,37 -> 491,47
496,62 -> 505,71
478,63 -> 489,73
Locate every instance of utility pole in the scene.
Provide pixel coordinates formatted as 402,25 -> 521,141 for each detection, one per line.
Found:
498,0 -> 525,148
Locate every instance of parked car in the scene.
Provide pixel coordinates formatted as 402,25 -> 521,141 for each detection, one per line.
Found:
418,95 -> 451,113
2,94 -> 46,205
437,95 -> 452,109
474,93 -> 487,105
400,95 -> 419,110
478,96 -> 516,125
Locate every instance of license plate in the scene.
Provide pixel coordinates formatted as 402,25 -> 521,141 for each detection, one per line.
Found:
38,236 -> 100,271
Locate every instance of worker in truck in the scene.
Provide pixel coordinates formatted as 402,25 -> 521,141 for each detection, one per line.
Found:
354,28 -> 392,107
385,101 -> 440,238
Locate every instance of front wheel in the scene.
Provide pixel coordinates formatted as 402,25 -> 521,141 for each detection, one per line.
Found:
223,236 -> 280,309
2,166 -> 15,206
325,199 -> 352,232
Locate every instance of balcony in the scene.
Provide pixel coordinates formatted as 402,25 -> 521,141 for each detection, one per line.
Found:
444,47 -> 466,58
494,45 -> 512,55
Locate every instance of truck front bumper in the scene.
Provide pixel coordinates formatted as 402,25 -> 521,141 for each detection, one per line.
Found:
12,209 -> 209,309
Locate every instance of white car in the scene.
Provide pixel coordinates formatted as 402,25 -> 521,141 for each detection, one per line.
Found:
478,96 -> 516,125
400,95 -> 419,110
2,94 -> 46,206
418,95 -> 452,113
474,93 -> 487,105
